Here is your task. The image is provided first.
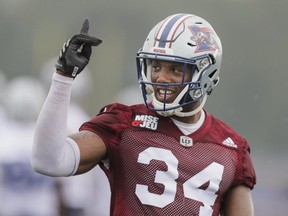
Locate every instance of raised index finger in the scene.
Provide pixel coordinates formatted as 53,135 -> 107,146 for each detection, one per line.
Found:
80,18 -> 89,34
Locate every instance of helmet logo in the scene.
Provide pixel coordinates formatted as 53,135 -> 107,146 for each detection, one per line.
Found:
188,25 -> 219,53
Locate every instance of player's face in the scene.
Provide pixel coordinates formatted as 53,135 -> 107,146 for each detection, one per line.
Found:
150,60 -> 193,103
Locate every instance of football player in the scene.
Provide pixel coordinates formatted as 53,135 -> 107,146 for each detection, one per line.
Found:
31,14 -> 256,215
0,76 -> 60,216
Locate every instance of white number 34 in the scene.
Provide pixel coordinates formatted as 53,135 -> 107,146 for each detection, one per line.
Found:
135,147 -> 224,216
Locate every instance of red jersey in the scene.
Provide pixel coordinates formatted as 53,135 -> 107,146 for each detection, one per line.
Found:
80,103 -> 256,216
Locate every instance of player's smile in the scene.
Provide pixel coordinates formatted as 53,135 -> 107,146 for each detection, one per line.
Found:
154,86 -> 187,104
154,87 -> 175,102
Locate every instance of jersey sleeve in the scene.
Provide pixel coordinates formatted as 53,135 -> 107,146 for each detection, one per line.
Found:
79,103 -> 131,149
209,115 -> 256,190
234,138 -> 256,189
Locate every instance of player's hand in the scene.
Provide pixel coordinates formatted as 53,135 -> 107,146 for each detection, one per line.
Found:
55,18 -> 102,78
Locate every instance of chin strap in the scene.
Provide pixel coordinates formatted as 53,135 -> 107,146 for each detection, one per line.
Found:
155,94 -> 207,117
174,94 -> 207,117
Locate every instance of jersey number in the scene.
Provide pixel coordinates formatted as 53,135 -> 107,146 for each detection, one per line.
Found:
135,147 -> 224,215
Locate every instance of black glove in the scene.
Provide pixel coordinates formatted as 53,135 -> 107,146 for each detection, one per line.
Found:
55,18 -> 102,78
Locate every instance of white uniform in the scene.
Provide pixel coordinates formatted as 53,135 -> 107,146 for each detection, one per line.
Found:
0,76 -> 61,216
0,120 -> 60,216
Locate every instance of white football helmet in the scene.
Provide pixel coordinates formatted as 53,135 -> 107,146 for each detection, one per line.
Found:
136,13 -> 222,117
4,76 -> 46,122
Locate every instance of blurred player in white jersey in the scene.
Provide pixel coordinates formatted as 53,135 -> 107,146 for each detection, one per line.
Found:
0,76 -> 60,216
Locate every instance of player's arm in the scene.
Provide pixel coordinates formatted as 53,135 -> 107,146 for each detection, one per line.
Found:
68,131 -> 107,175
31,19 -> 104,177
222,185 -> 254,216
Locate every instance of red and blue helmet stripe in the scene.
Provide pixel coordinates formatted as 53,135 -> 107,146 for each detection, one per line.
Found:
154,13 -> 193,48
